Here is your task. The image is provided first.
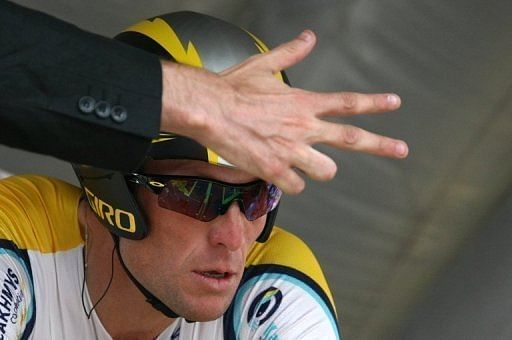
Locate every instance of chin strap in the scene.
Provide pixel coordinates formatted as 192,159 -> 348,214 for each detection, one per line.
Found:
111,234 -> 181,319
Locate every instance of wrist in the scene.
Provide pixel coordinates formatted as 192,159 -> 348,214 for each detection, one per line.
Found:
160,60 -> 177,132
160,60 -> 211,136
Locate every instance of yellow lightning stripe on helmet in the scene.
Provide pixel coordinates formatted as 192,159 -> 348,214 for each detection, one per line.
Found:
152,132 -> 176,143
151,136 -> 175,143
245,30 -> 270,53
206,148 -> 219,165
125,18 -> 203,68
245,30 -> 284,82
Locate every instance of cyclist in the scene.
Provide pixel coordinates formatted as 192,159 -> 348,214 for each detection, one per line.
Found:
0,12 -> 341,339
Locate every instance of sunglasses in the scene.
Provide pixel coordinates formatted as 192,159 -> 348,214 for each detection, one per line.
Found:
127,173 -> 282,222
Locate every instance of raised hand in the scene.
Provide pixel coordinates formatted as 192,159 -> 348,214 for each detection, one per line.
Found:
161,30 -> 408,194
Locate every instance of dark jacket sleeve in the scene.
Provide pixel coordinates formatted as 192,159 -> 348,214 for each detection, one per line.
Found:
0,0 -> 162,171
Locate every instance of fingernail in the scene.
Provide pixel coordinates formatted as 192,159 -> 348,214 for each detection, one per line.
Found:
387,94 -> 400,106
299,30 -> 313,42
395,142 -> 408,157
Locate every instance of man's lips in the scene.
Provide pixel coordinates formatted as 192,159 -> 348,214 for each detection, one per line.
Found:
192,268 -> 238,291
193,268 -> 236,278
198,271 -> 230,279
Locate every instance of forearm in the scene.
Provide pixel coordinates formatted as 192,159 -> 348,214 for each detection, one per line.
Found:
159,60 -> 222,137
0,0 -> 162,171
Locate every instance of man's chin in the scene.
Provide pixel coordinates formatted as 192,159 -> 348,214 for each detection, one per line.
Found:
177,298 -> 232,322
177,312 -> 224,322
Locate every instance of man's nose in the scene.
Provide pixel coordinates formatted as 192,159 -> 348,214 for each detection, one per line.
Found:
208,202 -> 245,251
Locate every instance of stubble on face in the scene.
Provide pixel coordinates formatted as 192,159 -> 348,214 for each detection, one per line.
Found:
120,160 -> 266,321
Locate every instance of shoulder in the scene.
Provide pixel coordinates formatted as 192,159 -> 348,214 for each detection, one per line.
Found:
224,227 -> 341,339
0,174 -> 80,201
0,175 -> 82,338
0,175 -> 82,252
246,226 -> 334,306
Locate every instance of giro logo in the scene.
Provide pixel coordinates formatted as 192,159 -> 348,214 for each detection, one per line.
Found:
247,287 -> 283,328
84,187 -> 136,233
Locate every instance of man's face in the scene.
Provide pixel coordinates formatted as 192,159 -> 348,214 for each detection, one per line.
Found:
120,160 -> 266,321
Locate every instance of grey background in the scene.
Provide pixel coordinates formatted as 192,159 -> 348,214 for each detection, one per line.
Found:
2,0 -> 512,339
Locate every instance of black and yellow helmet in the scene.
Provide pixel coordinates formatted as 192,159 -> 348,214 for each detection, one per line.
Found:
74,11 -> 288,242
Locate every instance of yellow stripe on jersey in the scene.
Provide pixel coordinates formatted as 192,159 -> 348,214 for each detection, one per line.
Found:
0,175 -> 83,252
246,226 -> 336,312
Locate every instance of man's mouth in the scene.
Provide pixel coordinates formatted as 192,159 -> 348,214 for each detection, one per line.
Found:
200,271 -> 229,279
192,269 -> 237,291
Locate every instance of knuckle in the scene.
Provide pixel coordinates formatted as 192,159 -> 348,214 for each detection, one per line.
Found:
291,143 -> 308,162
281,113 -> 302,129
280,108 -> 318,138
290,93 -> 313,113
340,92 -> 357,111
341,125 -> 361,145
245,53 -> 264,67
283,41 -> 301,57
299,119 -> 318,139
276,43 -> 304,66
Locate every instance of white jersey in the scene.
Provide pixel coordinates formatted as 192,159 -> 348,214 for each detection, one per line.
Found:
0,175 -> 341,339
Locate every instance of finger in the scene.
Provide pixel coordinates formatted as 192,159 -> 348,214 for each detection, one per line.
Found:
246,149 -> 306,195
266,167 -> 306,195
313,92 -> 402,117
290,145 -> 338,182
319,123 -> 409,158
259,30 -> 317,73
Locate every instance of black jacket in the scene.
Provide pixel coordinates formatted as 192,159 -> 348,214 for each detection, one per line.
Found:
0,0 -> 162,171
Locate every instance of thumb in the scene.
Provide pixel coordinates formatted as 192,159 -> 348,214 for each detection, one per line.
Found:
262,30 -> 317,73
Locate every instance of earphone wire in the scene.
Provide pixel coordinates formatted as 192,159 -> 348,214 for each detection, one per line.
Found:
81,217 -> 116,319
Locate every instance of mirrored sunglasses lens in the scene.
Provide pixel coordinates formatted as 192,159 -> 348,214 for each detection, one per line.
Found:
156,178 -> 281,222
158,179 -> 219,221
242,183 -> 281,221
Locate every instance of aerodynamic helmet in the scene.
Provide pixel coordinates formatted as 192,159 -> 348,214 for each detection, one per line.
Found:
73,11 -> 288,242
